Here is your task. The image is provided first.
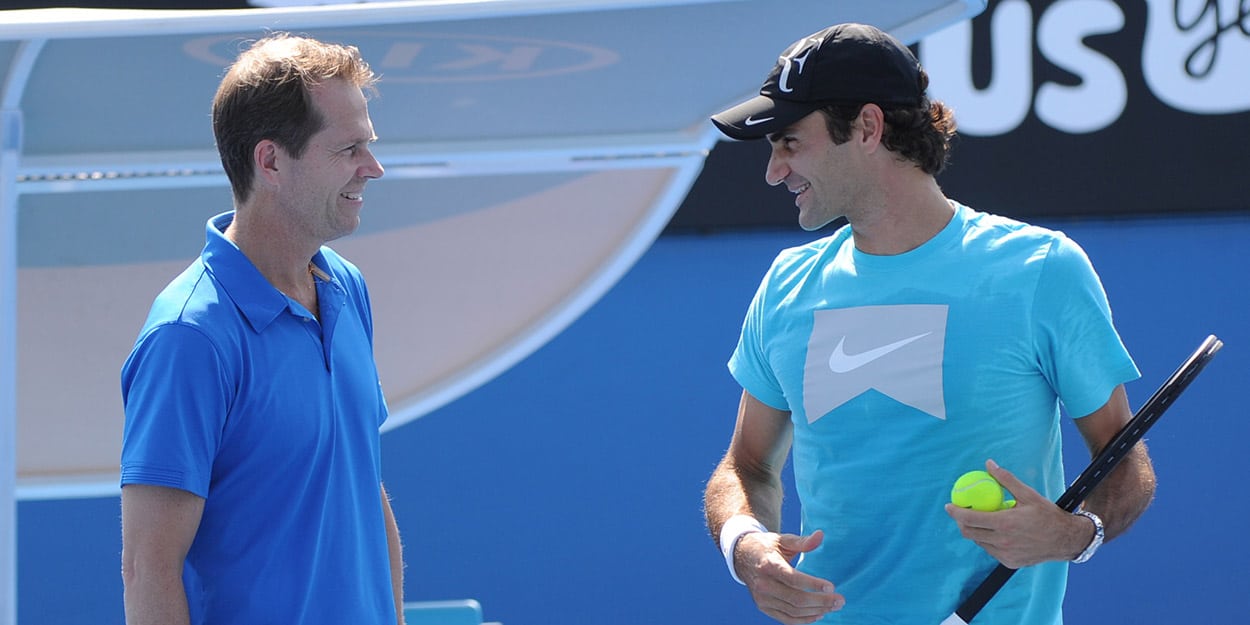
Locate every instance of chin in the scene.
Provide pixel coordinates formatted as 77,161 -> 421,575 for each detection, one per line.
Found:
324,219 -> 360,243
798,215 -> 834,232
797,205 -> 844,232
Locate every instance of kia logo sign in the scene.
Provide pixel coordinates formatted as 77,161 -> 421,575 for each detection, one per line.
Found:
185,32 -> 621,83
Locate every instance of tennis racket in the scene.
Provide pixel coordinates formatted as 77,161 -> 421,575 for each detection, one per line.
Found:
940,334 -> 1224,625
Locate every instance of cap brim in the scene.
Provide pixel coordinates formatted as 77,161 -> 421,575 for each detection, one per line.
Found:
711,95 -> 821,141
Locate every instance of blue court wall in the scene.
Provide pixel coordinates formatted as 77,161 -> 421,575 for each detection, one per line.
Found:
16,212 -> 1248,624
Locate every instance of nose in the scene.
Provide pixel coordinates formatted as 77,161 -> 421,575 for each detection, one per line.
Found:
360,146 -> 385,180
765,146 -> 788,187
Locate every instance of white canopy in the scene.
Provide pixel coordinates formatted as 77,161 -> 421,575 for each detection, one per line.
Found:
0,0 -> 984,620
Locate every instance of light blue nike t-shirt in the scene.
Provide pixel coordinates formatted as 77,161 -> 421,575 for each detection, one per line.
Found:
729,203 -> 1138,624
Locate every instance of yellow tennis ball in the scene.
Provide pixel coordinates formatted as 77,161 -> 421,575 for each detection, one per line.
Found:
951,470 -> 1005,511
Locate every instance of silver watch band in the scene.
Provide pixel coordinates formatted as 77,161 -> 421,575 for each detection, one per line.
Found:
1071,509 -> 1105,564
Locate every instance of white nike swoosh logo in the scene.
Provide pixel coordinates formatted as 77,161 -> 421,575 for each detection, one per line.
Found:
743,115 -> 775,126
828,332 -> 931,373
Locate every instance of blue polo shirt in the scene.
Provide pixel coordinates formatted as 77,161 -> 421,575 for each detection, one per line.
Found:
121,212 -> 395,625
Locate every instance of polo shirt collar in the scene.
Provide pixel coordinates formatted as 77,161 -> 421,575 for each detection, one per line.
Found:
201,211 -> 311,334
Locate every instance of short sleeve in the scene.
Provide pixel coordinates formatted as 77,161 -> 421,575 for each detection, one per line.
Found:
728,270 -> 789,411
1032,235 -> 1140,418
120,323 -> 233,497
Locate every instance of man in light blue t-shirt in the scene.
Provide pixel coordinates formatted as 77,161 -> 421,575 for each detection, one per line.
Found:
702,23 -> 1156,625
120,35 -> 403,625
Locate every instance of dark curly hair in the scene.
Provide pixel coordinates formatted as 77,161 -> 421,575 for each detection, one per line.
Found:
819,69 -> 957,175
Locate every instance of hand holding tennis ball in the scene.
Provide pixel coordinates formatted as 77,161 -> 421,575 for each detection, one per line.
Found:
951,470 -> 1017,511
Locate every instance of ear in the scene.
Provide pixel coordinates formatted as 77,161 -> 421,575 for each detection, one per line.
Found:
253,139 -> 282,187
856,104 -> 886,150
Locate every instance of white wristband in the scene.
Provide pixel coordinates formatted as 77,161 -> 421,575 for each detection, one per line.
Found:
719,514 -> 768,585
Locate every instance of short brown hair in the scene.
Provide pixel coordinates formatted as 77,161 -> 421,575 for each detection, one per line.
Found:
819,69 -> 957,175
212,33 -> 378,203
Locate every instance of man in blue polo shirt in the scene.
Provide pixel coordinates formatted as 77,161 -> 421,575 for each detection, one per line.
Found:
120,34 -> 403,625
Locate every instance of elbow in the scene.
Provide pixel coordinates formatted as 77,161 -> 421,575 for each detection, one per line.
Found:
120,546 -> 139,588
120,545 -> 185,594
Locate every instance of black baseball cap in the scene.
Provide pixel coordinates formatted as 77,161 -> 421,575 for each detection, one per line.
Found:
711,23 -> 924,140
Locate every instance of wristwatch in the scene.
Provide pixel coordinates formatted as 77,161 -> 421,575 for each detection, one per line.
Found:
1071,509 -> 1104,564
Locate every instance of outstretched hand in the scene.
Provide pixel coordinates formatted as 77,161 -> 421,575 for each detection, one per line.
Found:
945,460 -> 1093,569
734,529 -> 845,625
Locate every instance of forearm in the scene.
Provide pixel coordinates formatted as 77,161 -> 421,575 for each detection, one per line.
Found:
381,484 -> 405,625
1082,441 -> 1156,541
122,566 -> 191,625
704,455 -> 786,541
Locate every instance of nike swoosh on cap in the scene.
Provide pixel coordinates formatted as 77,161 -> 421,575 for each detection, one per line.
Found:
743,115 -> 775,126
828,332 -> 932,374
